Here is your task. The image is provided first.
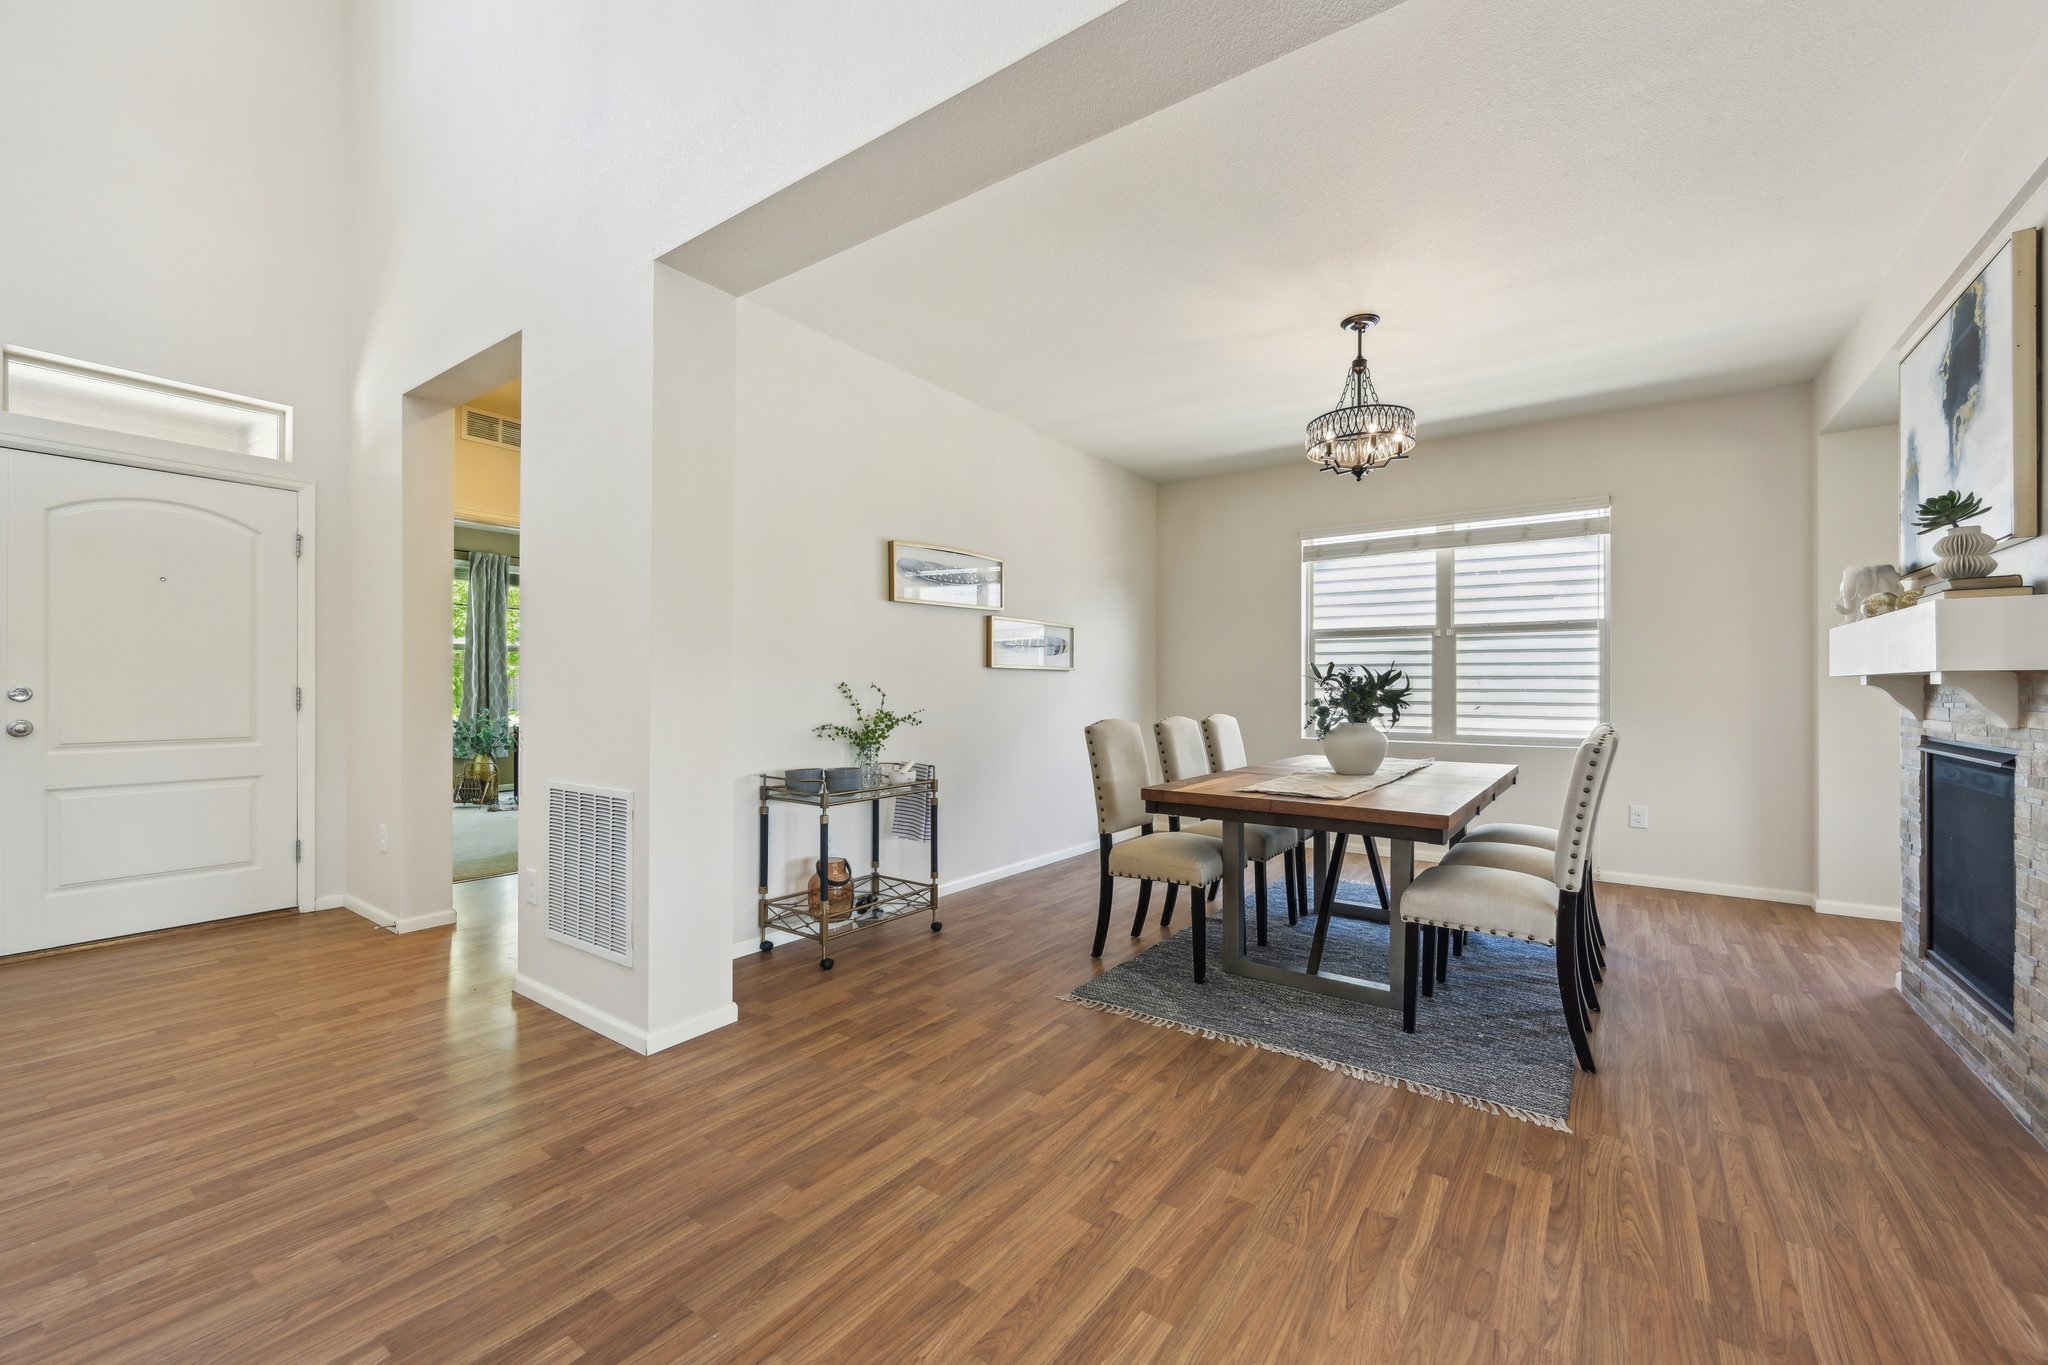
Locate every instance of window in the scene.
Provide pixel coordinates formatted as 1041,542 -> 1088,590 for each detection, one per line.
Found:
1303,503 -> 1608,743
1,347 -> 290,459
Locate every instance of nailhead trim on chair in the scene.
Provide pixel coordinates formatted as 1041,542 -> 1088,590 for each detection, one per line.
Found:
1399,911 -> 1556,947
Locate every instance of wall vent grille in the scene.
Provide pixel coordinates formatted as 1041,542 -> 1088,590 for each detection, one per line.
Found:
545,783 -> 632,964
462,406 -> 522,450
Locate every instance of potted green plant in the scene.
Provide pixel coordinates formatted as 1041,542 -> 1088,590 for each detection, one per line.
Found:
453,709 -> 513,792
813,682 -> 923,786
1305,662 -> 1411,775
1913,489 -> 1998,579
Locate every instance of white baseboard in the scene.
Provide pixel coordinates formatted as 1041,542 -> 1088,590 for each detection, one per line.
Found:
940,840 -> 1095,896
339,895 -> 455,934
645,1001 -> 741,1053
1593,869 -> 1812,908
733,927 -> 802,959
342,895 -> 395,929
1409,845 -> 1816,908
311,894 -> 347,912
1816,898 -> 1903,922
512,972 -> 738,1055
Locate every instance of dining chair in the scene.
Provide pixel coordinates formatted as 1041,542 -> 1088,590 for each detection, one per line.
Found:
1084,719 -> 1224,959
1154,716 -> 1301,946
1436,726 -> 1620,1012
1201,713 -> 1315,935
1450,724 -> 1620,968
1392,723 -> 1618,1069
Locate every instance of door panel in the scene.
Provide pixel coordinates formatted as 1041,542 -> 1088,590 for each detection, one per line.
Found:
1,450 -> 298,955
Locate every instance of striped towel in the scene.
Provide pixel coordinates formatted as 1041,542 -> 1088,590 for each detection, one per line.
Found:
891,763 -> 934,841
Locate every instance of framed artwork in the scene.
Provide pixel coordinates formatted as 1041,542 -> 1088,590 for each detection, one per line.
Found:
1898,228 -> 2039,573
986,615 -> 1073,670
888,540 -> 1004,609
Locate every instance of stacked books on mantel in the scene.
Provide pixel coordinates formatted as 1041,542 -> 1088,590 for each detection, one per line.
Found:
1917,574 -> 2035,602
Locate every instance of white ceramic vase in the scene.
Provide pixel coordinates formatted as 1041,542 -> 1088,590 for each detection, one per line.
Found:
1321,721 -> 1388,776
1933,524 -> 1997,580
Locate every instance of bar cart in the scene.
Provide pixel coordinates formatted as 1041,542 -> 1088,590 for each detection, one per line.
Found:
757,765 -> 939,969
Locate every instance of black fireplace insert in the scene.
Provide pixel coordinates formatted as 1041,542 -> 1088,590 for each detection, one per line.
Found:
1920,738 -> 2017,1022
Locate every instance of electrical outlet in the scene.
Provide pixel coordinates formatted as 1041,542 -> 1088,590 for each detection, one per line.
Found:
378,823 -> 389,852
523,867 -> 539,905
1628,805 -> 1648,829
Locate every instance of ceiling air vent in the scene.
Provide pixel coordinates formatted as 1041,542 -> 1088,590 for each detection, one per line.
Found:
462,406 -> 521,451
546,783 -> 632,965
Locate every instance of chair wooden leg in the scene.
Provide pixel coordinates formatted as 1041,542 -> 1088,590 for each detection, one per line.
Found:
1282,848 -> 1300,926
1131,880 -> 1154,937
1091,853 -> 1114,959
1557,892 -> 1596,1071
1191,880 -> 1207,983
1159,882 -> 1179,931
1588,864 -> 1607,947
1577,893 -> 1600,1012
1307,832 -> 1349,974
1208,880 -> 1218,904
1420,925 -> 1436,998
1451,929 -> 1465,957
1362,836 -> 1390,912
1254,860 -> 1269,947
1435,921 -> 1451,984
1402,920 -> 1421,1033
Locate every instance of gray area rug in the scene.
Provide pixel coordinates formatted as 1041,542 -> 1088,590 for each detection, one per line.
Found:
452,804 -> 518,882
1065,879 -> 1577,1130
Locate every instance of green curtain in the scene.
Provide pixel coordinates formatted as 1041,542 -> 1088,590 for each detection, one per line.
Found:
460,551 -> 511,750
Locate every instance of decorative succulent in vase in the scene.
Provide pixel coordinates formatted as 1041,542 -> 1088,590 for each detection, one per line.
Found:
1914,489 -> 2000,581
813,682 -> 923,780
1912,489 -> 1991,535
1305,662 -> 1411,737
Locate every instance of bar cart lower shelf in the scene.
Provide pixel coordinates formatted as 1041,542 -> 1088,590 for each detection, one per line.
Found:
757,765 -> 939,969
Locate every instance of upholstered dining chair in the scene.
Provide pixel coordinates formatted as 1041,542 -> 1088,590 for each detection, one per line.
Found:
1437,725 -> 1621,1015
1449,724 -> 1621,972
1393,723 -> 1619,1070
1084,719 -> 1224,960
1154,716 -> 1301,946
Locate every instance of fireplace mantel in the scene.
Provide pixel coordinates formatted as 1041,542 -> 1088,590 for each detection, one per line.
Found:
1828,596 -> 2048,728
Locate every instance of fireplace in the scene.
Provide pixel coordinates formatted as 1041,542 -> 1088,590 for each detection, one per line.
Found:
1920,738 -> 2018,1022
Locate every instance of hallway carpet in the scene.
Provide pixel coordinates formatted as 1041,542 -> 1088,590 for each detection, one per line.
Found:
452,803 -> 518,882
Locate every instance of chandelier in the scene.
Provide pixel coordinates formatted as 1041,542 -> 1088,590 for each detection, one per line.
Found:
1304,313 -> 1417,479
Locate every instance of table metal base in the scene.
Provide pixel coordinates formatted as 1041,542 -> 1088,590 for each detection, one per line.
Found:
1211,822 -> 1414,1008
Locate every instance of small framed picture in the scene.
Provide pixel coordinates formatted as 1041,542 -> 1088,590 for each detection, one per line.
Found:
986,615 -> 1074,671
888,540 -> 1004,609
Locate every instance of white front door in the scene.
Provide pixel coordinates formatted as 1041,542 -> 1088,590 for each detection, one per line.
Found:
0,449 -> 299,955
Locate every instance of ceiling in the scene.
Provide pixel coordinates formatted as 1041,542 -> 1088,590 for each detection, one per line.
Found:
751,0 -> 2048,480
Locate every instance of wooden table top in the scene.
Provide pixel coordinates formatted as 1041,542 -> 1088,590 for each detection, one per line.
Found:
1143,755 -> 1518,840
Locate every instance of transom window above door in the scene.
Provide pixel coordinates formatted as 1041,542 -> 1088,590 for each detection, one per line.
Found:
1301,502 -> 1610,743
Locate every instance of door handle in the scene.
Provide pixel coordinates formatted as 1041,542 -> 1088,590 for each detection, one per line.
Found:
4,687 -> 28,703
5,720 -> 32,738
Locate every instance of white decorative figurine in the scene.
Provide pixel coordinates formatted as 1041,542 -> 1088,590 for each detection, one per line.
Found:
1834,565 -> 1902,621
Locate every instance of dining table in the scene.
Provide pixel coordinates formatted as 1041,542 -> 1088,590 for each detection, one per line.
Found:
1143,755 -> 1518,1009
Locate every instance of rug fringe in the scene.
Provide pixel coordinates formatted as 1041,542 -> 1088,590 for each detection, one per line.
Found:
1058,991 -> 1571,1134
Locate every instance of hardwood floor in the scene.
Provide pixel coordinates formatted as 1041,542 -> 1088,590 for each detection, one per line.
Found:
3,860 -> 2047,1362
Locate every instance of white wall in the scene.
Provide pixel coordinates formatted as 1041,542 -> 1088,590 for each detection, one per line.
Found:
730,303 -> 1156,945
345,0 -> 1125,1047
1158,384 -> 1818,904
0,0 -> 354,899
1813,425 -> 1906,918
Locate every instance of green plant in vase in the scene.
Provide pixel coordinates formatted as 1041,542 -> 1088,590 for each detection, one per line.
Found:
453,708 -> 512,801
1913,489 -> 1998,581
1305,662 -> 1411,776
814,682 -> 923,785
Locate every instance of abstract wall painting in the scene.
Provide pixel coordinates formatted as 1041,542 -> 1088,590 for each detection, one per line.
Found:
1898,229 -> 2039,572
888,541 -> 1003,609
985,615 -> 1074,671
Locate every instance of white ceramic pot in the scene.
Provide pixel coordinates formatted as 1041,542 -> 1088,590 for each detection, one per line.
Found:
1321,721 -> 1388,776
1933,524 -> 1997,580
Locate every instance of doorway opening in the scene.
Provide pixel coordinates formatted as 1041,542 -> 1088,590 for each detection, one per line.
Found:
451,379 -> 521,891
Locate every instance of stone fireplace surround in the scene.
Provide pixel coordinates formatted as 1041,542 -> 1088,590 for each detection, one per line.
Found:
1899,678 -> 2048,1146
